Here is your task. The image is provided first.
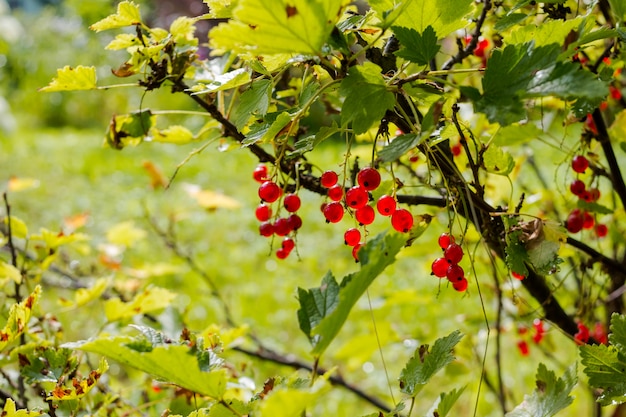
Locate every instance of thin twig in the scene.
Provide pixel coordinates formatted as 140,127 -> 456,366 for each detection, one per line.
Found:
3,193 -> 18,269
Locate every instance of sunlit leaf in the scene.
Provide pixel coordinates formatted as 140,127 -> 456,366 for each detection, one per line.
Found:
392,26 -> 440,65
104,286 -> 177,321
1,399 -> 43,417
105,33 -> 139,50
507,17 -> 580,47
170,16 -> 198,47
3,215 -> 28,239
258,378 -> 329,417
58,278 -> 109,308
203,0 -> 240,18
39,65 -> 97,92
483,144 -> 515,176
0,286 -> 41,351
106,110 -> 155,149
242,112 -> 293,146
90,1 -> 142,32
191,68 -> 251,94
231,79 -> 273,130
151,125 -> 195,144
0,261 -> 22,285
47,358 -> 108,401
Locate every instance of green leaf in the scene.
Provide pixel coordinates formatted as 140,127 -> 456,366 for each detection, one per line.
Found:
208,0 -> 348,55
208,399 -> 249,417
151,125 -> 196,144
290,123 -> 340,157
483,144 -> 515,176
504,217 -> 530,278
340,62 -> 395,134
392,26 -> 440,65
191,68 -> 251,94
89,1 -> 142,32
310,232 -> 406,355
506,363 -> 576,417
609,0 -> 626,21
4,216 -> 28,239
610,313 -> 626,351
203,0 -> 240,18
106,110 -> 155,149
0,261 -> 22,285
425,386 -> 466,417
231,79 -> 272,130
379,134 -> 422,162
492,123 -> 543,146
242,112 -> 293,146
494,13 -> 528,32
297,272 -> 340,343
399,330 -> 463,396
104,286 -> 177,322
258,379 -> 329,417
64,336 -> 227,399
1,398 -> 43,417
170,16 -> 198,47
21,347 -> 77,384
507,17 -> 580,47
577,200 -> 614,215
376,0 -> 473,37
39,66 -> 97,92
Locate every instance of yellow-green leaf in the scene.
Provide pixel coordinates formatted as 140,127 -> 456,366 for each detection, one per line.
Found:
3,215 -> 28,239
90,0 -> 142,32
1,399 -> 43,417
170,16 -> 198,46
47,358 -> 108,401
105,33 -> 139,50
151,125 -> 195,144
203,0 -> 239,18
0,261 -> 22,285
258,378 -> 329,417
0,286 -> 41,351
59,278 -> 110,308
190,68 -> 251,94
39,65 -> 97,92
104,286 -> 177,322
105,221 -> 147,247
32,228 -> 89,250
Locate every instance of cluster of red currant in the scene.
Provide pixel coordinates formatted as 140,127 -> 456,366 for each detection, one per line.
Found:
574,321 -> 608,345
565,155 -> 608,237
319,166 -> 414,261
430,233 -> 468,292
253,164 -> 303,259
516,319 -> 546,356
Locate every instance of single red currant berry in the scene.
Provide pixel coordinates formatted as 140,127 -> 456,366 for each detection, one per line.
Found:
444,243 -> 464,264
282,237 -> 295,252
453,277 -> 468,292
259,221 -> 274,237
533,319 -> 545,344
273,217 -> 291,236
376,195 -> 397,216
283,193 -> 301,212
571,155 -> 589,173
258,181 -> 281,203
570,179 -> 586,196
438,232 -> 455,249
391,208 -> 413,233
610,85 -> 622,100
352,242 -> 364,262
345,186 -> 369,209
323,202 -> 344,223
276,247 -> 290,259
446,264 -> 464,282
511,271 -> 525,280
287,214 -> 303,231
344,228 -> 361,246
593,322 -> 608,345
582,211 -> 595,229
357,167 -> 381,191
451,142 -> 462,156
409,154 -> 419,163
566,210 -> 584,233
595,223 -> 608,238
574,322 -> 590,345
255,204 -> 272,222
431,257 -> 449,278
517,340 -> 530,356
581,190 -> 594,202
320,170 -> 339,188
585,114 -> 598,135
355,205 -> 376,225
327,185 -> 344,201
253,164 -> 269,183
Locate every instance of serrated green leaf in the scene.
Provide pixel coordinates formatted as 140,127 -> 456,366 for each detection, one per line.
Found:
577,200 -> 614,215
106,110 -> 155,149
483,144 -> 515,175
170,16 -> 197,46
209,0 -> 348,56
392,26 -> 440,66
231,79 -> 272,130
376,0 -> 473,37
242,112 -> 293,146
379,134 -> 422,162
507,17 -> 580,47
297,272 -> 340,343
191,68 -> 251,94
64,336 -> 227,399
610,314 -> 626,350
425,386 -> 466,417
90,1 -> 141,32
21,347 -> 76,384
0,286 -> 41,351
104,286 -> 177,322
310,232 -> 406,355
203,0 -> 240,18
399,330 -> 463,396
492,123 -> 543,146
506,363 -> 576,417
340,62 -> 395,134
290,123 -> 340,157
151,125 -> 195,144
105,33 -> 140,50
40,65 -> 97,92
504,218 -> 530,277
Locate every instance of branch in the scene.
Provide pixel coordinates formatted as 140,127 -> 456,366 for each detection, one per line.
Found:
3,193 -> 19,269
566,237 -> 624,273
592,109 -> 626,213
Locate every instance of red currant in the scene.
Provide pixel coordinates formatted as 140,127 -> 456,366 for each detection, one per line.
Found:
517,340 -> 529,356
344,228 -> 361,246
345,186 -> 369,209
593,322 -> 608,345
391,208 -> 413,233
595,223 -> 608,238
287,214 -> 303,231
376,195 -> 397,216
357,167 -> 381,191
574,322 -> 590,344
273,217 -> 291,236
259,221 -> 274,237
582,211 -> 595,229
610,85 -> 622,100
258,181 -> 281,203
253,164 -> 269,183
255,204 -> 272,222
352,242 -> 364,262
323,202 -> 344,223
453,277 -> 468,292
282,237 -> 295,252
444,243 -> 464,264
283,193 -> 301,212
566,210 -> 584,233
532,319 -> 545,344
446,264 -> 464,282
571,155 -> 589,173
451,142 -> 462,156
511,271 -> 525,280
327,185 -> 344,201
320,170 -> 339,188
431,257 -> 449,278
276,247 -> 290,259
355,205 -> 376,225
570,179 -> 585,196
438,233 -> 455,249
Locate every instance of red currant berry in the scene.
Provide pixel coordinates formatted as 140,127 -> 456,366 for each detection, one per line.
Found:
345,186 -> 369,209
344,228 -> 361,246
446,264 -> 464,282
258,181 -> 281,203
255,204 -> 272,222
352,242 -> 364,262
451,142 -> 462,156
355,205 -> 376,225
610,85 -> 622,100
593,322 -> 608,345
273,217 -> 291,236
453,277 -> 468,292
431,257 -> 449,278
323,202 -> 344,223
282,237 -> 295,252
571,155 -> 589,173
287,214 -> 303,231
438,233 -> 455,249
391,208 -> 413,233
444,243 -> 464,264
376,195 -> 397,216
327,185 -> 344,201
566,210 -> 584,233
276,247 -> 290,259
259,221 -> 274,237
570,179 -> 585,196
595,223 -> 608,238
283,193 -> 301,212
357,167 -> 381,191
582,211 -> 595,229
253,164 -> 269,183
574,323 -> 590,345
320,170 -> 339,188
511,271 -> 525,280
533,319 -> 545,344
517,340 -> 530,356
